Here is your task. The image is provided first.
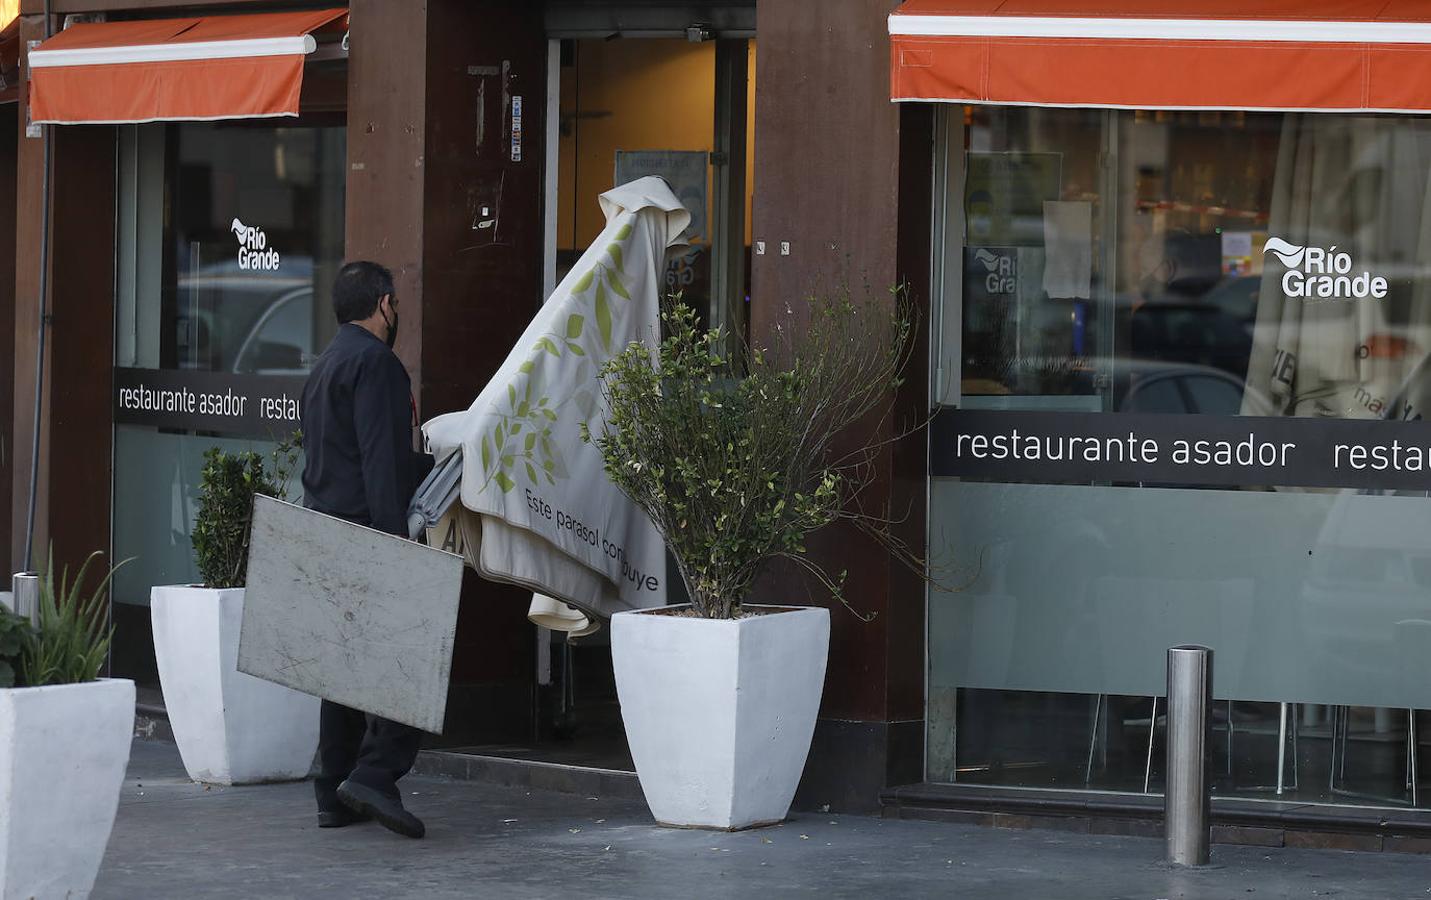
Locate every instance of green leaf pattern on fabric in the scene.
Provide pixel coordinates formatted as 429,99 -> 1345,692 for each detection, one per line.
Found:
475,213 -> 638,493
596,283 -> 612,352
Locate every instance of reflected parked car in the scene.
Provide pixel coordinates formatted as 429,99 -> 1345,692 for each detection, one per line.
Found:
1117,360 -> 1272,416
1200,274 -> 1260,328
966,359 -> 1274,416
1128,302 -> 1254,380
172,257 -> 319,374
232,287 -> 316,375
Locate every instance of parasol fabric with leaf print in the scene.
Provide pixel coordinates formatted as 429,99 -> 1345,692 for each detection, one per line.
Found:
422,177 -> 689,626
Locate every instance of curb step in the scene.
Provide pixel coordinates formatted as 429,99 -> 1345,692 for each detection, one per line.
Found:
412,750 -> 644,803
133,707 -> 644,803
881,782 -> 1431,854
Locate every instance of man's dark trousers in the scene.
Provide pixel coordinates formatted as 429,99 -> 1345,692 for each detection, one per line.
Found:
315,701 -> 424,811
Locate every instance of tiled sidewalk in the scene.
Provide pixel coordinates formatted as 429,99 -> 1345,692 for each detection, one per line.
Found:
94,740 -> 1431,899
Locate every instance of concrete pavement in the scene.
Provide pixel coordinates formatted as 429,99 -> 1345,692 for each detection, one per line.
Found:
93,740 -> 1431,899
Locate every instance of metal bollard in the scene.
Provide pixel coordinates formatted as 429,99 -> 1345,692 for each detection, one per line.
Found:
1165,645 -> 1213,866
11,573 -> 40,628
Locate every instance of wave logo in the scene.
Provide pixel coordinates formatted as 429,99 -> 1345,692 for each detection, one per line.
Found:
231,218 -> 282,271
1263,237 -> 1387,301
973,248 -> 1016,294
1262,237 -> 1306,269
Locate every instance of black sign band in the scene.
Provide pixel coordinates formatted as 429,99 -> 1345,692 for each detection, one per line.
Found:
114,368 -> 306,439
932,408 -> 1431,491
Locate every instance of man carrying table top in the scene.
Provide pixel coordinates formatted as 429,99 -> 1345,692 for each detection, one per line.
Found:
301,260 -> 434,838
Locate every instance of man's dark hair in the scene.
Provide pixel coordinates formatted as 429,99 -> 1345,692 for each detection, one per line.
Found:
332,260 -> 395,324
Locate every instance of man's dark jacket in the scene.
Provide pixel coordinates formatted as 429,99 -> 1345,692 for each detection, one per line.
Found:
302,323 -> 433,536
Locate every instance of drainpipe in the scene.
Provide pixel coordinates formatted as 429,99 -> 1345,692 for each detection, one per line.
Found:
21,0 -> 53,574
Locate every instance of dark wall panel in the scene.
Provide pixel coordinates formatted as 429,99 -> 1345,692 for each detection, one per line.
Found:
420,0 -> 545,425
750,0 -> 935,804
46,125 -> 116,572
750,0 -> 903,308
749,0 -> 919,724
420,1 -> 547,716
345,0 -> 428,387
888,103 -> 934,728
346,0 -> 547,742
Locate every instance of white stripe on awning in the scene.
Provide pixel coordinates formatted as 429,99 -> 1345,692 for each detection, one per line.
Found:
889,14 -> 1431,44
28,34 -> 315,68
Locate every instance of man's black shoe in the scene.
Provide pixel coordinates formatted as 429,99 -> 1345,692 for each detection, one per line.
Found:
317,807 -> 371,828
336,780 -> 425,839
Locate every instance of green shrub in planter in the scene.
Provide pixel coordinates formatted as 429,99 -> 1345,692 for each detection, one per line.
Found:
21,550 -> 124,686
587,290 -> 916,620
191,436 -> 300,590
0,607 -> 35,688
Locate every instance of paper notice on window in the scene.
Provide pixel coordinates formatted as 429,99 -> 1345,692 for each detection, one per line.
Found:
1041,201 -> 1092,300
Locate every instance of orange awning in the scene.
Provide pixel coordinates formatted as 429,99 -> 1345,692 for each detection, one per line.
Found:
890,1 -> 1431,112
28,8 -> 346,124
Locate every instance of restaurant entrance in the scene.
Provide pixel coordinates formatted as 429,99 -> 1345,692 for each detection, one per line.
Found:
439,11 -> 756,771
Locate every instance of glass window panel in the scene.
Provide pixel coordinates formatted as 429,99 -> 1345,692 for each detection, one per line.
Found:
113,121 -> 341,609
929,107 -> 1431,808
165,123 -> 345,374
957,107 -> 1108,405
110,428 -> 301,608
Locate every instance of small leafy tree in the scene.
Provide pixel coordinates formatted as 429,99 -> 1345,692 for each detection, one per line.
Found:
191,435 -> 300,589
588,287 -> 917,620
22,550 -> 124,686
0,606 -> 35,688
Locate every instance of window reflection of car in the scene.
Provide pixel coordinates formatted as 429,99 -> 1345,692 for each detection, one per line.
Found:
963,360 -> 1277,433
174,256 -> 315,373
232,286 -> 316,375
1199,274 -> 1260,328
1118,362 -> 1264,416
1127,300 -> 1254,381
1022,360 -> 1273,416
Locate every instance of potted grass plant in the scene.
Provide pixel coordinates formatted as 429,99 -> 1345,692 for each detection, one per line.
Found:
0,552 -> 134,899
150,435 -> 320,785
589,288 -> 916,830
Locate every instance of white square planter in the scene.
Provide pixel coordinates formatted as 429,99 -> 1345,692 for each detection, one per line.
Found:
0,678 -> 135,900
151,586 -> 320,785
611,605 -> 830,830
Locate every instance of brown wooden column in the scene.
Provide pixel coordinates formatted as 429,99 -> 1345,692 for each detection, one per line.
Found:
346,0 -> 548,743
749,0 -> 933,812
45,124 -> 116,568
11,13 -> 116,579
344,0 -> 426,379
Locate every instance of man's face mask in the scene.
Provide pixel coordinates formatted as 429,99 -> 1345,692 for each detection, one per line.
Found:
381,296 -> 399,349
